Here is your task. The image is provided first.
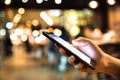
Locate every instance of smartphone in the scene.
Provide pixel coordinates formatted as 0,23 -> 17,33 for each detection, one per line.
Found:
42,31 -> 95,70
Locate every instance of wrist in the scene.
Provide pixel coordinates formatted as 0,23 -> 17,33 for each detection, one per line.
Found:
102,53 -> 120,78
97,52 -> 109,73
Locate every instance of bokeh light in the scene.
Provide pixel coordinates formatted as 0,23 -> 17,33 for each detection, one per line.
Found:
54,28 -> 62,36
36,0 -> 43,4
32,19 -> 39,26
89,0 -> 99,9
5,0 -> 11,5
6,22 -> 13,29
32,30 -> 39,37
15,28 -> 24,36
18,8 -> 25,15
55,0 -> 62,4
0,29 -> 6,36
107,0 -> 116,5
22,0 -> 29,3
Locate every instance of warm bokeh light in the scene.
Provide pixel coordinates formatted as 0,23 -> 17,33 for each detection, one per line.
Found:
70,26 -> 80,36
5,0 -> 11,5
13,14 -> 22,23
88,0 -> 99,9
24,28 -> 31,35
32,30 -> 39,37
54,28 -> 62,36
47,27 -> 54,32
22,0 -> 29,3
15,28 -> 24,36
32,19 -> 39,26
48,10 -> 61,17
107,0 -> 116,5
18,8 -> 25,15
35,34 -> 47,44
10,33 -> 18,41
36,0 -> 43,4
40,11 -> 54,26
55,0 -> 62,4
35,36 -> 41,44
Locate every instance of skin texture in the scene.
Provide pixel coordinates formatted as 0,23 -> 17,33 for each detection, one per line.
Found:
59,37 -> 120,79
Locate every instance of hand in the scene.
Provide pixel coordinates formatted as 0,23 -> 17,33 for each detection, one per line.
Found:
59,37 -> 107,73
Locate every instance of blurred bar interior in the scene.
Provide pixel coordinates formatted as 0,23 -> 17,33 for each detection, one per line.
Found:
0,0 -> 120,80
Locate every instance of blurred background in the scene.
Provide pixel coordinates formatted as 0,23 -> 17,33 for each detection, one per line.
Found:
0,0 -> 120,80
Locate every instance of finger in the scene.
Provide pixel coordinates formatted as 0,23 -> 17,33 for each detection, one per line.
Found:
76,37 -> 92,42
81,66 -> 93,72
74,63 -> 84,69
67,55 -> 76,64
59,48 -> 68,56
74,37 -> 98,48
55,43 -> 60,48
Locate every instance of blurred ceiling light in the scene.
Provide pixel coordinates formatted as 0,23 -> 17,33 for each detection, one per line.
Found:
107,0 -> 116,5
5,0 -> 11,5
40,11 -> 54,26
55,0 -> 62,4
6,22 -> 13,29
36,0 -> 43,4
15,28 -> 24,36
22,0 -> 29,3
13,14 -> 22,23
89,0 -> 99,9
18,8 -> 25,15
32,19 -> 39,26
54,28 -> 62,36
32,30 -> 39,37
49,10 -> 61,17
21,34 -> 28,41
0,29 -> 6,36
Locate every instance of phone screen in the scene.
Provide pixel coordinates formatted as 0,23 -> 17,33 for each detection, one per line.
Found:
42,32 -> 95,69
